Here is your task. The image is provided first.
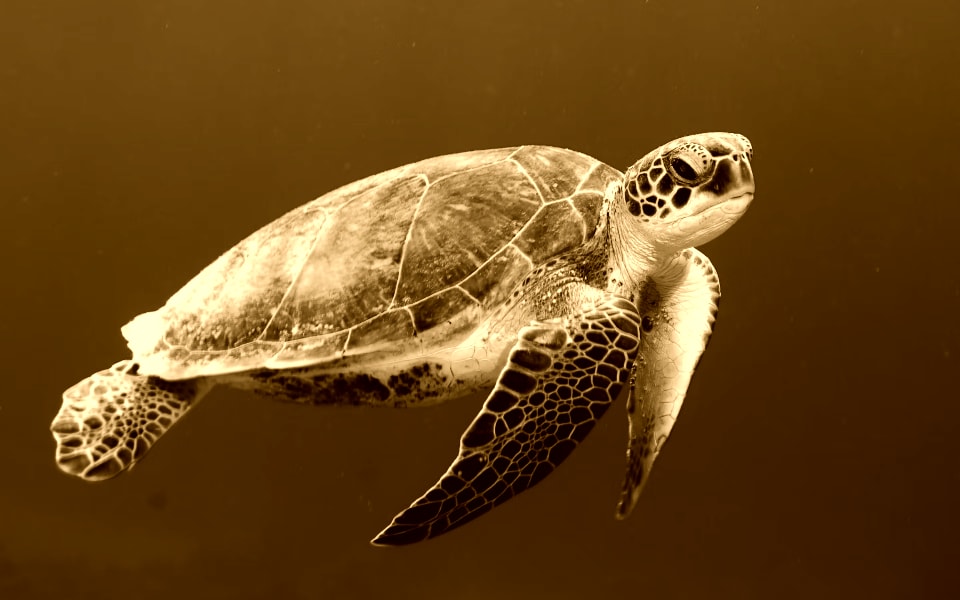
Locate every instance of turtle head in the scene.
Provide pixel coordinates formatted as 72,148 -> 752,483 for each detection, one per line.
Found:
616,132 -> 754,257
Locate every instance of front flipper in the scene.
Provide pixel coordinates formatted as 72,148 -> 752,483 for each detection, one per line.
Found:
616,248 -> 722,519
373,294 -> 641,545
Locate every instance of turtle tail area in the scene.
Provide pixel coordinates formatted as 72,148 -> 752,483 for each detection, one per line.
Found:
50,360 -> 212,481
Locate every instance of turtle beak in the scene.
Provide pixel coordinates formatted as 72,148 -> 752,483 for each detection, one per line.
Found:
725,158 -> 755,216
721,192 -> 753,218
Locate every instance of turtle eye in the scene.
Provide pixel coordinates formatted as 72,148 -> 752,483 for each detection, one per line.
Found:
666,145 -> 712,185
670,157 -> 698,181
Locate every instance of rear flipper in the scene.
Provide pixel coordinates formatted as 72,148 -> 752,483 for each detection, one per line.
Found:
51,360 -> 211,481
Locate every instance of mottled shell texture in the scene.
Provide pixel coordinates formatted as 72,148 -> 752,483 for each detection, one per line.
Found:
126,146 -> 621,379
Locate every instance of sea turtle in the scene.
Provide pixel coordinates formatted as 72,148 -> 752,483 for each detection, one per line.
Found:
51,132 -> 754,545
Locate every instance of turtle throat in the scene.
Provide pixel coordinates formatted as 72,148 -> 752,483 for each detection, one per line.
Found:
606,197 -> 665,294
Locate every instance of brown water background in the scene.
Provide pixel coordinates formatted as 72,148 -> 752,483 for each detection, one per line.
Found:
2,1 -> 958,598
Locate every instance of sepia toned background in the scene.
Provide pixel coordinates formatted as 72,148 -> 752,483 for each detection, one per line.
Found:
2,1 -> 958,598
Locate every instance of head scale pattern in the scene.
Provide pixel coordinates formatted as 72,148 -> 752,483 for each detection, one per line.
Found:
622,133 -> 753,223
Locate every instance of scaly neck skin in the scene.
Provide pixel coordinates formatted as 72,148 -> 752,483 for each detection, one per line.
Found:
600,188 -> 676,299
552,184 -> 678,306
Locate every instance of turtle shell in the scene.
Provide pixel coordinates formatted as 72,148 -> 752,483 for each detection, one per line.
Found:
125,146 -> 622,379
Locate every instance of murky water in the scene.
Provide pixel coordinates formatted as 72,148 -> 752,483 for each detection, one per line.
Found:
3,1 -> 958,598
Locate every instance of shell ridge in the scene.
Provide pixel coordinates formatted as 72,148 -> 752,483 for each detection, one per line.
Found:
399,235 -> 535,307
401,306 -> 419,338
456,284 -> 482,305
574,162 -> 603,195
290,294 -> 421,349
560,197 -> 590,242
502,201 -> 585,262
508,157 -> 546,205
508,242 -> 535,266
387,174 -> 432,309
394,278 -> 481,315
340,326 -> 354,354
424,153 -> 515,188
256,206 -> 333,344
260,171 -> 426,347
388,153 -> 529,310
507,203 -> 549,247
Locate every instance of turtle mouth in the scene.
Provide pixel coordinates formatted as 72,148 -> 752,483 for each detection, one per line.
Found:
681,189 -> 753,221
671,190 -> 753,238
720,191 -> 754,215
